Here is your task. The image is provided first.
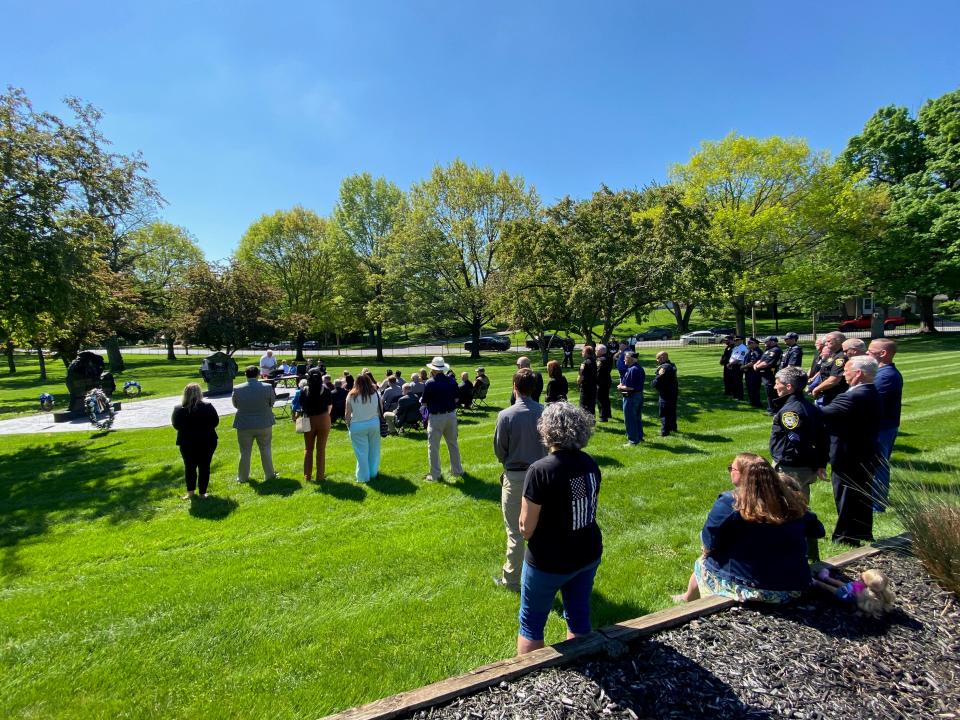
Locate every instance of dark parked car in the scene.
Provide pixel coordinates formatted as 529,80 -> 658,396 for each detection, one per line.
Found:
526,334 -> 572,351
303,340 -> 319,349
464,335 -> 511,352
272,341 -> 294,351
634,327 -> 674,342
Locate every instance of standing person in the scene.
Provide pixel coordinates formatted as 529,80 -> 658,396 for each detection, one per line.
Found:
728,336 -> 748,400
742,338 -> 764,408
297,368 -> 332,483
753,336 -> 783,415
820,355 -> 882,545
512,357 -> 543,404
720,336 -> 735,396
868,338 -> 903,512
562,337 -> 575,369
421,356 -> 464,482
651,351 -> 678,437
259,349 -> 277,378
577,345 -> 597,416
493,369 -> 547,591
842,338 -> 867,357
171,383 -> 220,500
615,340 -> 629,382
617,351 -> 645,445
517,402 -> 602,655
344,373 -> 382,483
544,360 -> 568,403
780,332 -> 803,369
231,365 -> 277,484
810,332 -> 847,406
595,345 -> 613,422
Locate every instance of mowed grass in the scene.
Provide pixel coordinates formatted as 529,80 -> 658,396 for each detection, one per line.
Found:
1,336 -> 959,718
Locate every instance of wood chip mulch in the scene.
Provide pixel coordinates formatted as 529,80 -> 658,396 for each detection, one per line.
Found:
410,553 -> 959,719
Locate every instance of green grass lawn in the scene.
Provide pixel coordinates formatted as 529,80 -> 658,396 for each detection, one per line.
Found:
1,336 -> 958,718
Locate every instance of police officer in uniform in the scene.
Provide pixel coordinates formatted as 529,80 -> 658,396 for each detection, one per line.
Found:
780,331 -> 803,370
595,345 -> 613,422
810,332 -> 847,406
720,335 -> 735,396
577,344 -> 598,415
753,336 -> 783,415
651,351 -> 679,436
770,365 -> 829,560
742,338 -> 763,408
728,336 -> 748,400
562,337 -> 575,369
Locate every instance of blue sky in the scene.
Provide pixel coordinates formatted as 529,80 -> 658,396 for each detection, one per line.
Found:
4,1 -> 958,260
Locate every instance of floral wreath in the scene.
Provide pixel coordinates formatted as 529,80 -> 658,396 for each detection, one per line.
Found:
85,388 -> 115,430
39,393 -> 55,411
123,380 -> 142,397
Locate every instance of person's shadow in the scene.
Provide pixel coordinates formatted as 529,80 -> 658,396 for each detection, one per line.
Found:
188,496 -> 238,520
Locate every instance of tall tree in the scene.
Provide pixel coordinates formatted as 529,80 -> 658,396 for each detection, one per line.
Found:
400,160 -> 538,358
236,207 -> 339,360
331,174 -> 407,361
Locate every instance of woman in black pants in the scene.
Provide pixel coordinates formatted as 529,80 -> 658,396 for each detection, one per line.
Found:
171,383 -> 220,499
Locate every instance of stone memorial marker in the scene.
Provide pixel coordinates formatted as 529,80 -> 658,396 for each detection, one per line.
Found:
200,352 -> 238,396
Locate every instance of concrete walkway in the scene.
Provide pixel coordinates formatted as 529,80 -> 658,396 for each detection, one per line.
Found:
0,393 -> 276,436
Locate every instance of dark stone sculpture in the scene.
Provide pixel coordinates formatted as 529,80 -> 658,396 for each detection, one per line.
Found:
200,352 -> 238,396
66,351 -> 106,413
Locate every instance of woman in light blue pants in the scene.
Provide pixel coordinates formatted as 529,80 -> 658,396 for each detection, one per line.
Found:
345,373 -> 382,482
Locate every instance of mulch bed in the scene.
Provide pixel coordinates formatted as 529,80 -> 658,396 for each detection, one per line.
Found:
409,553 -> 959,719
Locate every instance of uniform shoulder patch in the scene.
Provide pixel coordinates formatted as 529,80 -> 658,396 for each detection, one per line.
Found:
781,411 -> 800,430
835,358 -> 844,366
658,368 -> 665,375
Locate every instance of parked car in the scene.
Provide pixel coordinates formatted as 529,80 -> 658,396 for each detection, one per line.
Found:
303,340 -> 319,349
464,335 -> 511,352
526,334 -> 572,351
634,327 -> 674,342
272,341 -> 294,351
680,330 -> 721,345
838,315 -> 906,332
708,326 -> 736,337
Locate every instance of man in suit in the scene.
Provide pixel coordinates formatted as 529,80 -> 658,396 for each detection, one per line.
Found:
511,356 -> 543,404
595,345 -> 613,422
232,365 -> 278,483
819,354 -> 882,545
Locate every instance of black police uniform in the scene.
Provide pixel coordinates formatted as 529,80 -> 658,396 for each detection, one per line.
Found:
743,347 -> 763,408
819,351 -> 848,406
578,355 -> 597,415
562,339 -> 575,369
720,344 -> 734,395
596,354 -> 613,421
651,361 -> 679,435
780,344 -> 803,370
758,344 -> 783,413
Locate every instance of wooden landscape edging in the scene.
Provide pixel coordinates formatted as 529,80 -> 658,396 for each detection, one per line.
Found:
320,534 -> 910,720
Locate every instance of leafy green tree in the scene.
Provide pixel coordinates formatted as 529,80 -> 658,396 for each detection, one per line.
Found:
332,173 -> 408,362
399,160 -> 538,358
236,207 -> 340,360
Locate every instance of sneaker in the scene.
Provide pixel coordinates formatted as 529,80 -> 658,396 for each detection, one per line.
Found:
424,474 -> 440,482
493,576 -> 520,593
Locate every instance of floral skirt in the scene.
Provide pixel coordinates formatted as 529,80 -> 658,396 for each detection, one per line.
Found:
694,557 -> 802,605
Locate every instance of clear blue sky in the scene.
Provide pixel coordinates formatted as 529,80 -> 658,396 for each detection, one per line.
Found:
4,1 -> 958,260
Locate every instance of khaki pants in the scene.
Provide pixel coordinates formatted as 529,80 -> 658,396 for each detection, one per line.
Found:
383,411 -> 397,435
501,469 -> 527,587
778,465 -> 819,502
427,411 -> 463,479
237,426 -> 275,482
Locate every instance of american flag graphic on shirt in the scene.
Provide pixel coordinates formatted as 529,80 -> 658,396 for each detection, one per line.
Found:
569,472 -> 598,530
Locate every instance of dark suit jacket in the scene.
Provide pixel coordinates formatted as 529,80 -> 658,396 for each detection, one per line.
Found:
819,383 -> 881,473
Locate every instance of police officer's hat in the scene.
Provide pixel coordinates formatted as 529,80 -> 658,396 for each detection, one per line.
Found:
747,337 -> 759,344
785,331 -> 799,340
764,335 -> 779,344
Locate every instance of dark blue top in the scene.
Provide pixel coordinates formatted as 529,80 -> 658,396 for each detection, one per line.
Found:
616,353 -> 628,378
421,373 -> 458,414
621,364 -> 645,394
874,363 -> 903,430
701,491 -> 824,591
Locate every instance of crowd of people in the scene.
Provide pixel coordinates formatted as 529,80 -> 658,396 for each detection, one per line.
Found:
168,330 -> 904,654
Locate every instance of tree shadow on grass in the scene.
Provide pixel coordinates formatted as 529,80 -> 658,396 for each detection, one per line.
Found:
0,441 -> 180,579
644,441 -> 707,455
441,472 -> 499,503
188,495 -> 238,520
592,454 -> 625,469
248,475 -> 302,497
892,444 -> 921,455
682,432 -> 733,443
892,458 -> 959,473
368,473 -> 418,496
316,478 -> 367,502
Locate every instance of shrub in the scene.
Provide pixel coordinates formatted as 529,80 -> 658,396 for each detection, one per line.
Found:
937,299 -> 960,319
890,473 -> 960,597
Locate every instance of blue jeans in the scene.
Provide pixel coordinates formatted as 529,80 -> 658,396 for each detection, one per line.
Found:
873,426 -> 899,511
349,417 -> 381,482
519,559 -> 600,641
622,393 -> 643,443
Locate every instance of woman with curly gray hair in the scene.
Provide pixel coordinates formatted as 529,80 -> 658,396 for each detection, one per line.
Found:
517,401 -> 603,654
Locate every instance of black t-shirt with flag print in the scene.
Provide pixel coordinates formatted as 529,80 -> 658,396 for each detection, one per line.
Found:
523,448 -> 603,574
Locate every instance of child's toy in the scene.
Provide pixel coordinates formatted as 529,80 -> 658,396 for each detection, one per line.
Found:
813,566 -> 896,619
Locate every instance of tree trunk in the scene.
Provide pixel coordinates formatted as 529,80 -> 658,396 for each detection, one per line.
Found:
5,341 -> 15,374
918,294 -> 938,333
375,320 -> 384,363
35,344 -> 47,382
104,336 -> 125,372
732,295 -> 747,337
771,293 -> 779,332
166,336 -> 176,361
469,316 -> 482,360
295,330 -> 306,363
680,304 -> 695,333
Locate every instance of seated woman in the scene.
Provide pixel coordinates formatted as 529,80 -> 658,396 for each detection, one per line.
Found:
674,453 -> 824,605
544,360 -> 568,403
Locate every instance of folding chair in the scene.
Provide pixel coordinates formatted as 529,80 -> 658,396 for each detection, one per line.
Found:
472,383 -> 490,409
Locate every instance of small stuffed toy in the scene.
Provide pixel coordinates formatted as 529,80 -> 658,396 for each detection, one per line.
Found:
813,566 -> 896,619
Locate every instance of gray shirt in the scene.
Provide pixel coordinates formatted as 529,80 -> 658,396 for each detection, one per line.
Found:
493,396 -> 546,471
